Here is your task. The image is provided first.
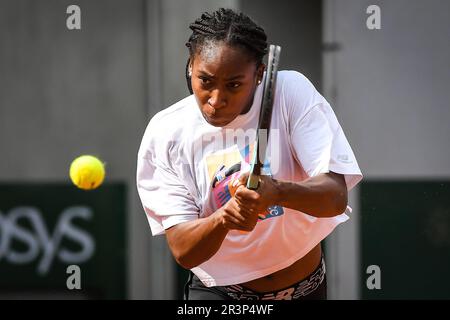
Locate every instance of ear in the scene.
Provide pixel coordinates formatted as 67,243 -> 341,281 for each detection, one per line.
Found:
187,57 -> 193,77
256,63 -> 265,84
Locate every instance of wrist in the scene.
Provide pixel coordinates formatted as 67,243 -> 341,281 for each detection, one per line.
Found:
272,178 -> 284,207
211,207 -> 229,232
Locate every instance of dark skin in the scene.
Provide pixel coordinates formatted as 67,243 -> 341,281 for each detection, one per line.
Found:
166,41 -> 348,292
190,41 -> 265,127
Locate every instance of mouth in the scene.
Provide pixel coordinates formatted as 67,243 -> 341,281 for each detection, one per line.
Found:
203,112 -> 230,126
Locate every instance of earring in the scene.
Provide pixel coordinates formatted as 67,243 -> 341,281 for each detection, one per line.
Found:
189,69 -> 192,77
257,80 -> 261,84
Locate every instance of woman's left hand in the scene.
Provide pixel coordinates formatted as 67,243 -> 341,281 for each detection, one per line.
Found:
229,172 -> 281,215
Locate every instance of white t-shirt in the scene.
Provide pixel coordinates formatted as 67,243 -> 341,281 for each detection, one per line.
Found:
137,70 -> 363,287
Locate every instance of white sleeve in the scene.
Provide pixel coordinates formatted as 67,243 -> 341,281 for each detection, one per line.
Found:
137,135 -> 199,236
285,73 -> 363,191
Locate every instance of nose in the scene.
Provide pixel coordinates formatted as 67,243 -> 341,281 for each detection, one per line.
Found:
208,89 -> 226,109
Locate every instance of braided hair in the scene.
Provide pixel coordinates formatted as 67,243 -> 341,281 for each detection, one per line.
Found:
185,8 -> 268,94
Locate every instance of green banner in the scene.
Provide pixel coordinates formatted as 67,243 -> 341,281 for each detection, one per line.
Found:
0,183 -> 126,299
360,180 -> 450,299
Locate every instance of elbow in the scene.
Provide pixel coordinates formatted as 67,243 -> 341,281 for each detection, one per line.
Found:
173,248 -> 205,270
174,253 -> 198,270
326,174 -> 349,217
317,190 -> 348,218
322,172 -> 348,217
329,190 -> 348,217
166,226 -> 200,270
336,193 -> 348,215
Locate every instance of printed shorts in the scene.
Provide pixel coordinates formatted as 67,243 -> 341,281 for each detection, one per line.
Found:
184,256 -> 327,300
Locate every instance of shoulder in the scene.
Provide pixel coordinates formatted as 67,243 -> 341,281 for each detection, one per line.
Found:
276,70 -> 326,120
277,70 -> 318,99
278,70 -> 311,83
138,95 -> 198,158
149,95 -> 198,131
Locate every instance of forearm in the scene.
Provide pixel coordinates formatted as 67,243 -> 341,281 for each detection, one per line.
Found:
166,209 -> 229,269
274,172 -> 348,218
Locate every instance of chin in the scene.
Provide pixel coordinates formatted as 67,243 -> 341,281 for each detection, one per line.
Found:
203,114 -> 233,127
207,118 -> 231,127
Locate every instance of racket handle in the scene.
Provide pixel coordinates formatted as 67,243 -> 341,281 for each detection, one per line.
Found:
246,173 -> 260,190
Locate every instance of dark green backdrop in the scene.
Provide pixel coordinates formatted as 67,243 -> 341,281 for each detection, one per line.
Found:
0,183 -> 126,299
360,180 -> 450,299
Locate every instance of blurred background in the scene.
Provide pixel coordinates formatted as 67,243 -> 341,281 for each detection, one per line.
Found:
0,0 -> 449,299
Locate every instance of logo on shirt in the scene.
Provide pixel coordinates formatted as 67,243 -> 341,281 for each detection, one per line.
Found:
337,154 -> 352,164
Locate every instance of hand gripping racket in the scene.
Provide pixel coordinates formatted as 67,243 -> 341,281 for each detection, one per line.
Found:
246,44 -> 282,190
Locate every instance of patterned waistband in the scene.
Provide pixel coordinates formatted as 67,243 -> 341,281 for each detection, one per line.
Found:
223,256 -> 326,300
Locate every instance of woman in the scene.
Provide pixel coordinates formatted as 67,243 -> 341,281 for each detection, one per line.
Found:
137,8 -> 362,300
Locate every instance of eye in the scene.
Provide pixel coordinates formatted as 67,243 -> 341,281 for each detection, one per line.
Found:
199,76 -> 211,85
228,82 -> 241,89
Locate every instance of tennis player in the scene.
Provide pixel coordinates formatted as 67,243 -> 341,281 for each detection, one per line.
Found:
137,8 -> 363,300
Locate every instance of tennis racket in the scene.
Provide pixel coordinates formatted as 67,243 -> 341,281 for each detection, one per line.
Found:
246,44 -> 282,190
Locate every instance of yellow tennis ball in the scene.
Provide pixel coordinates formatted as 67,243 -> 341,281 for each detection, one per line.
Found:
69,155 -> 105,190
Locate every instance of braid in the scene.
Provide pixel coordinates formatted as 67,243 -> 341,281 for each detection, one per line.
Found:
185,8 -> 268,94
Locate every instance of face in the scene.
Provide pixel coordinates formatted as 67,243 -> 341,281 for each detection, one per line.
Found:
190,41 -> 264,127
